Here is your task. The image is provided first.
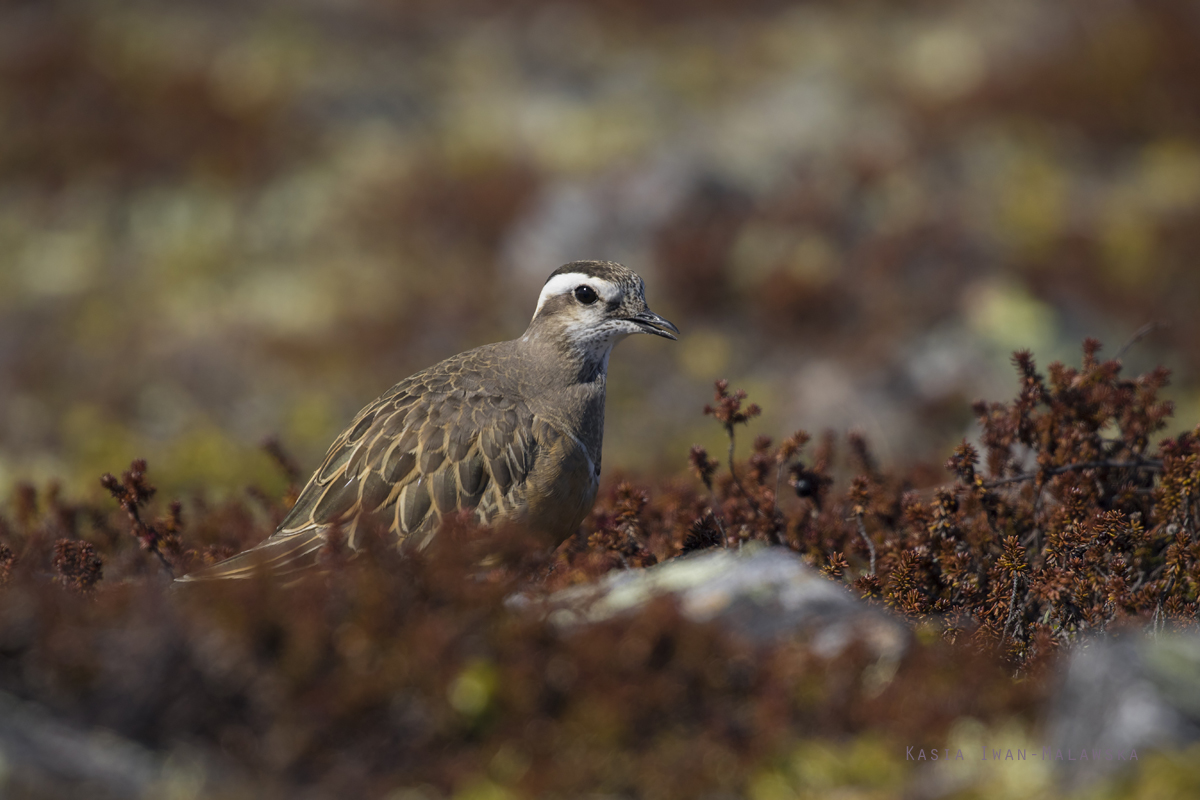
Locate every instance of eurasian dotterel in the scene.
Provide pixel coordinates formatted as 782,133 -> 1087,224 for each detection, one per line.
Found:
178,260 -> 678,581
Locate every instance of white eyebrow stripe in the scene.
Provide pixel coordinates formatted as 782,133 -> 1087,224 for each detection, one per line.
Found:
534,273 -> 620,315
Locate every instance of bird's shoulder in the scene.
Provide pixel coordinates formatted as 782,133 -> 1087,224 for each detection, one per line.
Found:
280,341 -> 526,511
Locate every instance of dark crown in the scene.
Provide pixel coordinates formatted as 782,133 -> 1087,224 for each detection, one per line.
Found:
545,260 -> 639,288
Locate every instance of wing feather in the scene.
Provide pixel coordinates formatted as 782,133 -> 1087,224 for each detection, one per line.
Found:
457,452 -> 487,498
317,444 -> 353,483
399,480 -> 433,532
313,478 -> 358,523
358,470 -> 390,514
346,409 -> 378,442
179,344 -> 550,581
427,469 -> 459,514
383,446 -> 416,484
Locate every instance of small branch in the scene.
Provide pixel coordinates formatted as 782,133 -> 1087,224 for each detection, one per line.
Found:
703,381 -> 770,534
770,462 -> 791,546
725,429 -> 757,512
854,514 -> 876,576
688,446 -> 729,547
1115,321 -> 1165,361
149,543 -> 174,578
724,428 -> 777,540
1002,573 -> 1021,643
100,461 -> 175,580
984,459 -> 1163,489
1020,526 -> 1040,548
774,462 -> 786,509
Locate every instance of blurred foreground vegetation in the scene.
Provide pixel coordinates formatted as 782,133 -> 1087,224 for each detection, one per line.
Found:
3,0 -> 1200,499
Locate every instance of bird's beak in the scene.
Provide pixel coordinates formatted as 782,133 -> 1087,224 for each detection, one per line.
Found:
628,309 -> 680,340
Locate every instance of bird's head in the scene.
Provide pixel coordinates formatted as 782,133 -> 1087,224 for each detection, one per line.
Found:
526,261 -> 679,363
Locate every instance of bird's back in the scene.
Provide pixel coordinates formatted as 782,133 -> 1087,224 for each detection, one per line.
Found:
180,340 -> 598,580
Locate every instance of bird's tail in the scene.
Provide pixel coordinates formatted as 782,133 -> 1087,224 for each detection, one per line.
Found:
175,528 -> 330,582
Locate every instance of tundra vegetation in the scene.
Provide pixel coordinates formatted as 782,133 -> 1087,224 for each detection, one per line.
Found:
3,345 -> 1199,797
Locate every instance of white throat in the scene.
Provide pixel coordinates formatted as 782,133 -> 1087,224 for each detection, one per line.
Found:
565,326 -> 624,373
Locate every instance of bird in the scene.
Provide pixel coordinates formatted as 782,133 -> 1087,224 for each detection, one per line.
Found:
178,261 -> 678,581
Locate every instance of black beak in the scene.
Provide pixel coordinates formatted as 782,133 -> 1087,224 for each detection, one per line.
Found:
629,310 -> 680,340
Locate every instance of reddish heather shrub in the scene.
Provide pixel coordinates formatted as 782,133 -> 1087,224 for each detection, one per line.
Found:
51,538 -> 102,593
0,339 -> 1193,795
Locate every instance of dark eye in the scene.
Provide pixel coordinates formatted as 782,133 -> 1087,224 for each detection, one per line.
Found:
574,285 -> 598,305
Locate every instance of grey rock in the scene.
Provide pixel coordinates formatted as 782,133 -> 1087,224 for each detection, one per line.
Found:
0,690 -> 242,800
529,543 -> 907,662
1046,631 -> 1200,789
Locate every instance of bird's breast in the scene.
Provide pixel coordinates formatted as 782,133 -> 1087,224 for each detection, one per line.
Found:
521,416 -> 601,544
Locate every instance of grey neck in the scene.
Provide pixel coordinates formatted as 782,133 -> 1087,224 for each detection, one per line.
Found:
514,324 -> 612,460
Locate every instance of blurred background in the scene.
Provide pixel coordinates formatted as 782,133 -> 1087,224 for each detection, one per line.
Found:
3,0 -> 1200,500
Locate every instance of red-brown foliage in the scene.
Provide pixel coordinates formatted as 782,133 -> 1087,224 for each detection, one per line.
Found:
1,339 -> 1194,795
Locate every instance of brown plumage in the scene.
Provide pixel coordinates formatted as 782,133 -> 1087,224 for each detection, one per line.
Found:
179,261 -> 678,581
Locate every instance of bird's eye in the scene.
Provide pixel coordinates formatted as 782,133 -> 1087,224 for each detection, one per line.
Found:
574,285 -> 598,305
